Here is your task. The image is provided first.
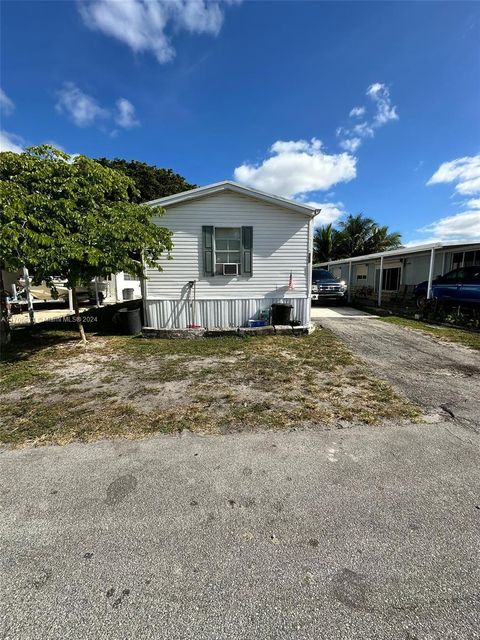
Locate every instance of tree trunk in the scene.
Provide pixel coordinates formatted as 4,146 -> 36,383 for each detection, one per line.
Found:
72,287 -> 87,344
0,264 -> 11,348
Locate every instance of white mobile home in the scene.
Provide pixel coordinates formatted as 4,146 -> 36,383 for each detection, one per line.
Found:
143,181 -> 317,329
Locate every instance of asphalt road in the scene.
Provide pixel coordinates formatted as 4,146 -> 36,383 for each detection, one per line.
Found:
2,312 -> 480,639
1,420 -> 480,640
315,308 -> 480,433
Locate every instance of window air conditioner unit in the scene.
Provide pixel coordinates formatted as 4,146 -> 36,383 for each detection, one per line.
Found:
223,263 -> 239,276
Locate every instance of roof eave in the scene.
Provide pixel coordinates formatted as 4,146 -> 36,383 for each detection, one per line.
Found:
315,240 -> 480,266
145,180 -> 316,217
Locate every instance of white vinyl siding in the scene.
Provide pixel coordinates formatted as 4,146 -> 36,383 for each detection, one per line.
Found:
146,191 -> 310,301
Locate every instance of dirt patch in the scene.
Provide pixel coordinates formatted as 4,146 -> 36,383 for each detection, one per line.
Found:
0,329 -> 421,446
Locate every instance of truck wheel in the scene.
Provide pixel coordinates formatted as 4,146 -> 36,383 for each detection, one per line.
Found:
416,294 -> 427,309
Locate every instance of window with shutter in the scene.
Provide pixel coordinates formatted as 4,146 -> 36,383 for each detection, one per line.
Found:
203,226 -> 253,276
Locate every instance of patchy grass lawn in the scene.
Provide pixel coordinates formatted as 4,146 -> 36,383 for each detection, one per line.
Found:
379,316 -> 480,351
0,328 -> 420,447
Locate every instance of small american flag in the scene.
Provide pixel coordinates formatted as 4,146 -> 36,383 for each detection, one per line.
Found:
288,271 -> 293,290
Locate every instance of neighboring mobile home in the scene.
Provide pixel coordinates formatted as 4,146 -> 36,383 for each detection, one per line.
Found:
316,241 -> 480,306
143,181 -> 317,329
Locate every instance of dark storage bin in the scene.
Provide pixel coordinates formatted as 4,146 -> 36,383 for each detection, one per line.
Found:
271,303 -> 293,325
115,307 -> 142,335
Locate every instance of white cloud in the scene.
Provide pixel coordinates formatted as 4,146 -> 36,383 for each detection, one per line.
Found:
56,82 -> 109,127
0,132 -> 77,157
351,121 -> 374,138
233,138 -> 357,199
270,139 -> 322,154
466,197 -> 480,209
417,210 -> 480,242
0,130 -> 24,153
366,82 -> 398,126
115,98 -> 140,128
0,89 -> 14,115
338,82 -> 398,152
349,106 -> 365,118
413,155 -> 480,243
56,82 -> 140,133
304,200 -> 346,225
78,0 -> 240,64
234,84 -> 396,209
339,137 -> 361,153
402,237 -> 439,247
427,156 -> 480,195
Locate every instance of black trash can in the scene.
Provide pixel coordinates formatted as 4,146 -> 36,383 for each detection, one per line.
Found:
271,303 -> 293,325
115,307 -> 142,335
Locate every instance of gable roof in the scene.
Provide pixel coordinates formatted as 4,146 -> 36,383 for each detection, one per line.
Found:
145,180 -> 318,217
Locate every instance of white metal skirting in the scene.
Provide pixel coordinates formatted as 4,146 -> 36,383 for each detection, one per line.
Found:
145,298 -> 309,329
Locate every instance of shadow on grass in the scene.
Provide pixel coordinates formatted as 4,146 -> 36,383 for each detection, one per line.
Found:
3,299 -> 144,364
1,327 -> 81,364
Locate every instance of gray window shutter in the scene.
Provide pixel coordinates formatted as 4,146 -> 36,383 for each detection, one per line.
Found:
242,226 -> 253,276
202,226 -> 214,276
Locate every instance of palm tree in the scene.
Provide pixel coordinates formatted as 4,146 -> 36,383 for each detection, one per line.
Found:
333,214 -> 401,258
313,223 -> 334,262
314,214 -> 402,263
334,214 -> 375,257
364,225 -> 402,254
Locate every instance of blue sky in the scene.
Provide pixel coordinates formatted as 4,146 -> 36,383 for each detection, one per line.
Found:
1,0 -> 479,244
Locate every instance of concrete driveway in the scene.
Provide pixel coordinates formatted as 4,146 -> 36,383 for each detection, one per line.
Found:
310,305 -> 378,320
314,307 -> 480,432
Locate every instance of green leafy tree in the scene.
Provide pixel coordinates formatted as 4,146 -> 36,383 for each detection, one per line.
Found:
95,157 -> 196,203
313,214 -> 402,262
0,145 -> 173,344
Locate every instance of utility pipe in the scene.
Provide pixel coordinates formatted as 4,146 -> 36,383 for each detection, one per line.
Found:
192,280 -> 197,327
187,280 -> 197,327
